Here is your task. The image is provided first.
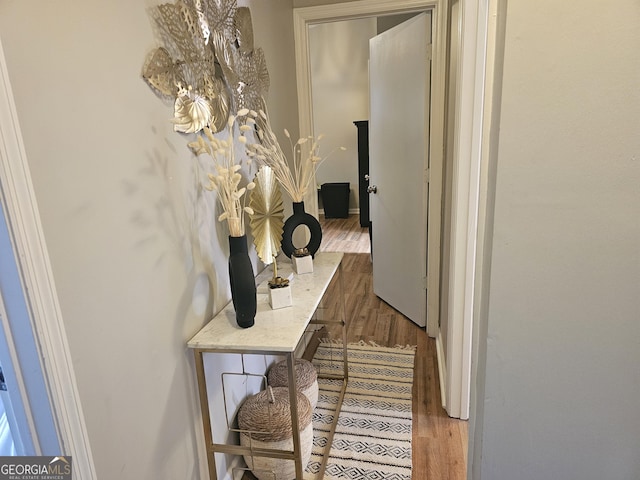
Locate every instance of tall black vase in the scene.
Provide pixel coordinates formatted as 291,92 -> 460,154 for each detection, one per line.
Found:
228,235 -> 257,328
281,201 -> 322,258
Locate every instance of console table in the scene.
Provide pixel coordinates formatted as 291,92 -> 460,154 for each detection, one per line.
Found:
188,252 -> 349,480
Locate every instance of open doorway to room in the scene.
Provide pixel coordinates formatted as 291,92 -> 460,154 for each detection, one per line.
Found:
310,12 -> 433,330
310,13 -> 419,231
296,2 -> 468,477
296,0 -> 447,338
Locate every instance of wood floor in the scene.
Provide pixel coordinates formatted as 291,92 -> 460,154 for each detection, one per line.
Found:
317,215 -> 371,254
317,214 -> 468,480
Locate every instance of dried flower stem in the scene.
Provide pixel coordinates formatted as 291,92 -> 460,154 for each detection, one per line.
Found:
189,112 -> 255,237
239,108 -> 345,203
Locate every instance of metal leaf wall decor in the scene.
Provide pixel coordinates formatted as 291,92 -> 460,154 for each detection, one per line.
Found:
234,7 -> 254,54
142,47 -> 185,99
142,0 -> 269,133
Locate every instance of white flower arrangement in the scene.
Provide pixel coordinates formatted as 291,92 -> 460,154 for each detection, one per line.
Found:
188,111 -> 256,237
238,109 -> 345,203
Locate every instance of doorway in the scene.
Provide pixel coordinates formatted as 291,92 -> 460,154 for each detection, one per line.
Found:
294,0 -> 446,339
307,12 -> 431,328
294,0 -> 476,421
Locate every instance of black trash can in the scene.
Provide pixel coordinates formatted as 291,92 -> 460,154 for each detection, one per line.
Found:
320,182 -> 350,218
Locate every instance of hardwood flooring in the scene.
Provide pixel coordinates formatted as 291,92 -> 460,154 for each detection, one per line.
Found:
317,215 -> 371,254
317,214 -> 468,480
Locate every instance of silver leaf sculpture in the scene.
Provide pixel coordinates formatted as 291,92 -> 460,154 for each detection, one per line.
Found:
142,0 -> 268,133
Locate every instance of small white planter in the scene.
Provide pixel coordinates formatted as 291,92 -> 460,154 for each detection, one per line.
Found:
269,285 -> 292,310
292,255 -> 313,275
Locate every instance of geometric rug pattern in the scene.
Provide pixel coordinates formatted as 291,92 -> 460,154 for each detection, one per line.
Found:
304,341 -> 416,480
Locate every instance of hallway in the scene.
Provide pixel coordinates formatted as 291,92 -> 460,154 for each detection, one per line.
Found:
318,215 -> 467,479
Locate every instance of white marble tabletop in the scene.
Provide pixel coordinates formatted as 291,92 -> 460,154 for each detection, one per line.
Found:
187,252 -> 343,353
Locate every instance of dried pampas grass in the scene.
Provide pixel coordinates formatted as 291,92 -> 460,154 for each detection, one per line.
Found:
189,111 -> 255,237
238,108 -> 345,203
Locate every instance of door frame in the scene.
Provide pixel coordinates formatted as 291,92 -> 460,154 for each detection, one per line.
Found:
437,0 -> 488,420
293,0 -> 448,339
0,38 -> 96,476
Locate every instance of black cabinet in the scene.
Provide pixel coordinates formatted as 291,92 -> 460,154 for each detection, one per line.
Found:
354,120 -> 370,228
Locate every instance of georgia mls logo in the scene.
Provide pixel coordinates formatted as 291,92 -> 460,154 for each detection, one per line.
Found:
48,457 -> 71,475
0,456 -> 72,480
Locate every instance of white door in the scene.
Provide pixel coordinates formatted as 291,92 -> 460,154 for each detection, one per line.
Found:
369,13 -> 431,327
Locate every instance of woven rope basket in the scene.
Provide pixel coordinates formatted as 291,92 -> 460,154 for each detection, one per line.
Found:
267,358 -> 319,410
238,387 -> 313,480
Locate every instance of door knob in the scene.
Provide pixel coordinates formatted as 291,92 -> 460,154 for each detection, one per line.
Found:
364,174 -> 370,181
367,185 -> 378,194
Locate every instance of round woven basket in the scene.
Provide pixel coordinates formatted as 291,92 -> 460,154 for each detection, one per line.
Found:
238,387 -> 313,480
267,358 -> 319,410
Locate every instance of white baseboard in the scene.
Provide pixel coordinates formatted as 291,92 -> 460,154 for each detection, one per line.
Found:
436,330 -> 447,409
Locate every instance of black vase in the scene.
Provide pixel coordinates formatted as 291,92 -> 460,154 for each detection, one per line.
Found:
228,235 -> 257,328
281,201 -> 322,258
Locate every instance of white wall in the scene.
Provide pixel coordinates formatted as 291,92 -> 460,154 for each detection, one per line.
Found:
0,0 -> 298,478
309,19 -> 373,211
471,1 -> 640,479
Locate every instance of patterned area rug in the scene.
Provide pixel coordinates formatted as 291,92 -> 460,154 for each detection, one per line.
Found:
305,341 -> 416,480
